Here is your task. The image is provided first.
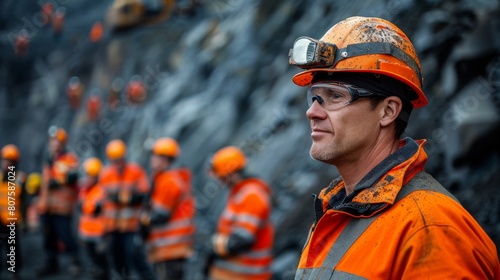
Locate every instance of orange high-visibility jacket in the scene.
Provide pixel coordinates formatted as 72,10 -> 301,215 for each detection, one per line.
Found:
145,168 -> 196,263
39,151 -> 79,216
296,138 -> 500,280
0,171 -> 24,225
210,178 -> 274,280
78,182 -> 107,241
99,162 -> 150,233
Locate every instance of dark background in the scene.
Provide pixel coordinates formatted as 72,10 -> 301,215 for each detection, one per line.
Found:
1,0 -> 499,279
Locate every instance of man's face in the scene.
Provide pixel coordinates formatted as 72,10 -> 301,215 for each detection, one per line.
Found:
111,158 -> 126,170
1,159 -> 12,172
149,154 -> 169,173
306,82 -> 383,165
48,137 -> 64,156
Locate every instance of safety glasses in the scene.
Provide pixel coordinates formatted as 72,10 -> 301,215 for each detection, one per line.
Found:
307,83 -> 387,110
289,36 -> 337,68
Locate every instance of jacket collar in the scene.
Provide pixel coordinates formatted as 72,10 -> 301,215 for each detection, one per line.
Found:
320,138 -> 427,217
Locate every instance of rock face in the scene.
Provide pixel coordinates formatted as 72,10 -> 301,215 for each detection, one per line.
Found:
1,0 -> 500,278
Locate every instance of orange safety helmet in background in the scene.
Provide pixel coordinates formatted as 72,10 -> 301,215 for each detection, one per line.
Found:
83,157 -> 102,177
152,137 -> 180,158
106,139 -> 127,161
289,16 -> 427,108
1,144 -> 20,162
211,146 -> 247,178
49,126 -> 68,144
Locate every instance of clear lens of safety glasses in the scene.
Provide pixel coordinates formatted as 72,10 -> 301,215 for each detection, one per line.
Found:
307,84 -> 352,110
307,83 -> 387,110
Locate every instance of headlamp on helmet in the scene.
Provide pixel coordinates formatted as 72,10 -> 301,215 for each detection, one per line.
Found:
289,37 -> 337,69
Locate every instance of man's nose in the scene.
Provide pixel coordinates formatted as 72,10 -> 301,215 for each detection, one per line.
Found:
306,99 -> 327,120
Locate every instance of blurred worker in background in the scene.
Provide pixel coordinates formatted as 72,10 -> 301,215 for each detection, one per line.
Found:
67,76 -> 84,110
40,2 -> 54,27
126,75 -> 147,105
99,139 -> 154,279
0,144 -> 25,280
14,30 -> 29,58
52,7 -> 66,38
139,137 -> 196,279
289,16 -> 499,278
37,127 -> 81,277
78,158 -> 109,280
86,94 -> 102,122
206,146 -> 274,280
24,172 -> 42,231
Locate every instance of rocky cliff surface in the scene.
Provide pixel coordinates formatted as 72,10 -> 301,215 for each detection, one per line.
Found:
1,0 -> 500,278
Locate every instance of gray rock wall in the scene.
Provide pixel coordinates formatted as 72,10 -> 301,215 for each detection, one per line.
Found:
1,0 -> 500,278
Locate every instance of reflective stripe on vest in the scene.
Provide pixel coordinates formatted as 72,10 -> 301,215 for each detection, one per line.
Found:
214,258 -> 271,275
147,234 -> 193,248
295,268 -> 367,280
150,218 -> 193,233
295,171 -> 458,280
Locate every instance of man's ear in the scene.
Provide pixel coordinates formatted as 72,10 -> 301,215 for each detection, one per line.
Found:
380,96 -> 402,127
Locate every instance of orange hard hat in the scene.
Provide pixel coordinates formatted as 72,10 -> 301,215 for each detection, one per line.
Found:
152,137 -> 180,158
48,126 -> 68,143
289,16 -> 427,108
211,146 -> 247,178
83,157 -> 102,177
1,144 -> 20,162
106,139 -> 126,160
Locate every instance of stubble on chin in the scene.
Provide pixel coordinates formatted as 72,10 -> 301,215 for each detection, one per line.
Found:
309,143 -> 338,164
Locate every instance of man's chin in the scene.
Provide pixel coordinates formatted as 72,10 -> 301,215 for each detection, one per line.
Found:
310,145 -> 337,164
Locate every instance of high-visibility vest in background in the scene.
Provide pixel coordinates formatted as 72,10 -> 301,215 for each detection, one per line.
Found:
145,168 -> 196,263
0,171 -> 24,225
38,151 -> 79,216
78,182 -> 107,241
99,162 -> 150,233
210,178 -> 274,280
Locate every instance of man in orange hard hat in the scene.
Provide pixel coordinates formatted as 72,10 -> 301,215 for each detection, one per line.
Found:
206,146 -> 274,280
37,127 -> 81,277
139,137 -> 195,279
78,158 -> 109,280
0,144 -> 25,279
99,139 -> 154,279
289,16 -> 499,279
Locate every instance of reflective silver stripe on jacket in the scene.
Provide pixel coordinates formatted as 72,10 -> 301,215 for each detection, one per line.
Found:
295,268 -> 367,280
146,234 -> 193,248
213,259 -> 270,275
151,218 -> 193,233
